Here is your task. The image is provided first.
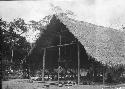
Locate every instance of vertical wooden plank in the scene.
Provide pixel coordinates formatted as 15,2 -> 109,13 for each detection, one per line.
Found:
77,42 -> 80,85
42,48 -> 46,82
58,47 -> 60,84
58,34 -> 61,85
103,66 -> 105,85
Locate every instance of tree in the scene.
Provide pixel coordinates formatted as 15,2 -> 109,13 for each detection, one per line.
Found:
1,18 -> 31,70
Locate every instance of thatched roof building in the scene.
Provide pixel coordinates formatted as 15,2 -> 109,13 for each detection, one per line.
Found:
30,13 -> 125,67
56,13 -> 125,66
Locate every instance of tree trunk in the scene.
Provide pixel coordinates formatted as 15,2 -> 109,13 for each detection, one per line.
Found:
10,48 -> 13,72
11,49 -> 13,63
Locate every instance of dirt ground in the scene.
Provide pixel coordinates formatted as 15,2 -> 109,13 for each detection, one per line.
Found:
2,79 -> 125,89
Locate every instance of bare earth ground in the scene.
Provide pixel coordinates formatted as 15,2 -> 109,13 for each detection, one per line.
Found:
2,79 -> 125,89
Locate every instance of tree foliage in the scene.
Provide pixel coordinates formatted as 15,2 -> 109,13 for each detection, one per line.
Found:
1,16 -> 47,70
1,18 -> 30,66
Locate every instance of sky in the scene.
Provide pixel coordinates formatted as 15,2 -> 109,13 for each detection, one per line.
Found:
0,0 -> 125,30
0,0 -> 125,43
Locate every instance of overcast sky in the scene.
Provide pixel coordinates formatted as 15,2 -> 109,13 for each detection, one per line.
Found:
0,0 -> 125,30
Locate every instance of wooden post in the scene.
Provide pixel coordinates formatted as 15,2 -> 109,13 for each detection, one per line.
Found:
58,34 -> 61,85
77,42 -> 80,85
103,72 -> 105,85
42,48 -> 46,82
103,66 -> 105,85
58,47 -> 60,84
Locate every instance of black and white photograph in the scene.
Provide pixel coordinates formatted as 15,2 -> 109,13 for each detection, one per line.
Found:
1,0 -> 125,89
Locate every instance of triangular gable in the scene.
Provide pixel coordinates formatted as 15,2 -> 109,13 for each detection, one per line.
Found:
29,15 -> 79,69
35,15 -> 76,49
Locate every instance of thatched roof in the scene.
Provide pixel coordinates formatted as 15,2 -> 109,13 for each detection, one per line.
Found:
54,13 -> 125,66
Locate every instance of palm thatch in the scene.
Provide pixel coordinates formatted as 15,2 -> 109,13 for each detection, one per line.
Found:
55,13 -> 125,66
